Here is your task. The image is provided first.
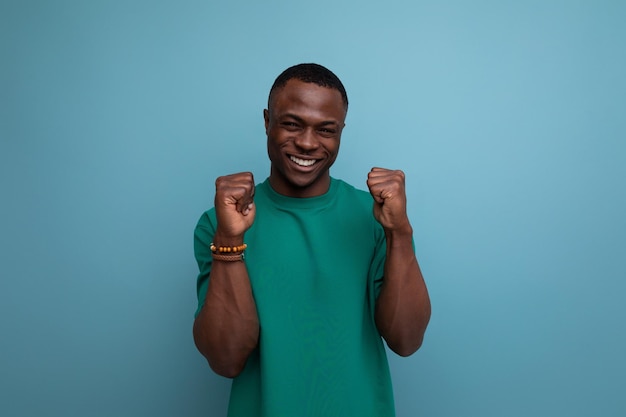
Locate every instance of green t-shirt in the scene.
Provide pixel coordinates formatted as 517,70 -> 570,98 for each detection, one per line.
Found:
194,178 -> 395,417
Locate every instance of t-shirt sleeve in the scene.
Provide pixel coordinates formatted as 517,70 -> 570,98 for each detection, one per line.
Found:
369,223 -> 387,301
193,209 -> 217,318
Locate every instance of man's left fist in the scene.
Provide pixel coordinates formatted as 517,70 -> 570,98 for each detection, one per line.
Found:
366,167 -> 411,233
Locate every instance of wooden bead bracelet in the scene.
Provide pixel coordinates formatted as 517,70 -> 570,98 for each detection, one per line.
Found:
210,242 -> 247,262
210,243 -> 247,254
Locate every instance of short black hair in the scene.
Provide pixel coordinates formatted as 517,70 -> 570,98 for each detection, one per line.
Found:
268,63 -> 349,109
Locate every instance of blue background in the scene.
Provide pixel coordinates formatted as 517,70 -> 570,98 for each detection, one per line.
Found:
2,1 -> 625,416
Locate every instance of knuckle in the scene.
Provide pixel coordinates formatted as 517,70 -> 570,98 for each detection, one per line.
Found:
393,170 -> 405,183
215,176 -> 227,190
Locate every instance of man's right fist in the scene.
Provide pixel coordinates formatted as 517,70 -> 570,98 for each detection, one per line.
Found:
214,172 -> 256,241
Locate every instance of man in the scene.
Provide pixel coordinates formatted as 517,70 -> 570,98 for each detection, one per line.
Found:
193,63 -> 431,417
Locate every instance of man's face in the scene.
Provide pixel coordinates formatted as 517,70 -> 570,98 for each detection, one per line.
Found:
264,79 -> 347,198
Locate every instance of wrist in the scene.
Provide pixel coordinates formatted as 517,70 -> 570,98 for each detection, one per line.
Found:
213,229 -> 245,247
210,232 -> 248,263
384,224 -> 413,246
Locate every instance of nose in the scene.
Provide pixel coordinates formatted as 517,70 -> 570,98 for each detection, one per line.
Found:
293,128 -> 319,153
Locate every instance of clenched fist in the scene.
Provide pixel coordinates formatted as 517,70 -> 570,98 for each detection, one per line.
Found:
366,167 -> 412,233
214,172 -> 256,242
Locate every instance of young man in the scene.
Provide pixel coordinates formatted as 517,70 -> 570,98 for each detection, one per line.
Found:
193,63 -> 431,417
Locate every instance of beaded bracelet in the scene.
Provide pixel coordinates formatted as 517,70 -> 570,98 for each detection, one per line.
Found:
210,243 -> 248,254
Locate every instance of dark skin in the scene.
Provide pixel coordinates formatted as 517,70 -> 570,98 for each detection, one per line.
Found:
193,79 -> 431,377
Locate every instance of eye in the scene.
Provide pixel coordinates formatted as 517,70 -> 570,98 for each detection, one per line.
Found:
281,121 -> 300,130
318,127 -> 337,136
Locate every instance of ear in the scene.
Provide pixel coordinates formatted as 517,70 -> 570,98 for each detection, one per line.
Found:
263,109 -> 270,134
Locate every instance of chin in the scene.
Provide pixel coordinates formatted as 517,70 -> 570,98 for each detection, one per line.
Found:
285,176 -> 316,189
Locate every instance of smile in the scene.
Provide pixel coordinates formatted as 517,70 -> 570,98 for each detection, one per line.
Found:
289,156 -> 317,167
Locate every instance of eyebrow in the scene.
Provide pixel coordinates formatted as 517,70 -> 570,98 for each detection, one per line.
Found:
281,113 -> 340,126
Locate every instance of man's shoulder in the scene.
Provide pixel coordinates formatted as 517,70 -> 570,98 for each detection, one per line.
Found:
195,206 -> 217,231
332,177 -> 373,205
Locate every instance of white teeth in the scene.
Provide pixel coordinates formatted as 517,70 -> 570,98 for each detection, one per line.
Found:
290,156 -> 316,167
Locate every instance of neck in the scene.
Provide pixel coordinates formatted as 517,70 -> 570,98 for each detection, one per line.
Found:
269,171 -> 331,198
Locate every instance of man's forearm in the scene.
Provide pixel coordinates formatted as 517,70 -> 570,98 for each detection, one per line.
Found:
193,260 -> 259,378
375,229 -> 431,357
